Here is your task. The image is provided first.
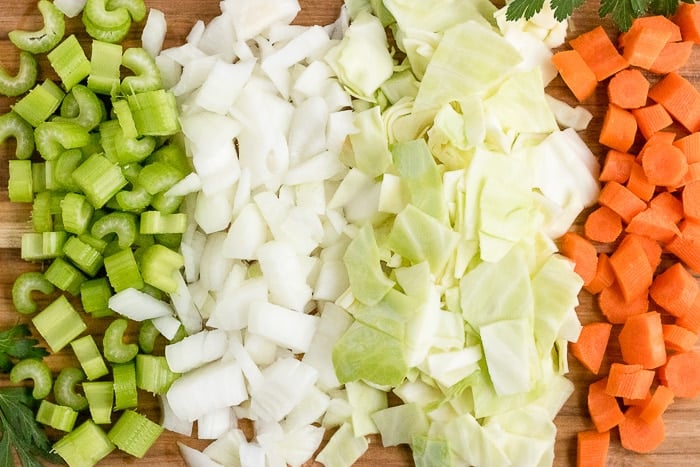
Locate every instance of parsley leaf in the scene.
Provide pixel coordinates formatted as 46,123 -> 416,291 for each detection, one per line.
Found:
506,0 -> 545,21
0,325 -> 48,373
599,0 -> 648,31
0,387 -> 64,467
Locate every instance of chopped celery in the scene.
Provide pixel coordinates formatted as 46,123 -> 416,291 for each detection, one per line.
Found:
54,149 -> 84,191
32,162 -> 46,193
36,400 -> 78,432
88,40 -> 123,94
44,257 -> 87,296
107,410 -> 163,458
72,153 -> 128,208
116,134 -> 157,165
53,85 -> 107,131
61,192 -> 95,235
11,271 -> 55,315
121,47 -> 162,94
104,248 -> 144,292
140,211 -> 187,234
112,361 -> 138,410
9,358 -> 53,399
70,334 -> 109,380
35,121 -> 91,160
12,79 -> 65,127
83,381 -> 114,424
150,191 -> 184,214
63,235 -> 104,277
127,89 -> 180,136
91,211 -> 137,249
135,354 -> 179,394
137,319 -> 160,354
8,159 -> 33,203
80,277 -> 114,317
0,51 -> 38,97
103,318 -> 138,363
82,10 -> 131,44
139,244 -> 184,294
9,0 -> 65,54
112,98 -> 137,138
54,367 -> 89,411
147,143 -> 191,177
31,191 -> 63,232
79,232 -> 109,254
52,420 -> 115,466
116,183 -> 153,212
84,0 -> 131,30
47,34 -> 91,91
138,161 -> 184,195
0,111 -> 35,160
21,231 -> 67,261
110,0 -> 147,21
32,295 -> 87,352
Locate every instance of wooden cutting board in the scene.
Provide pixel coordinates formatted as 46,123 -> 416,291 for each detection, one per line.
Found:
0,1 -> 699,466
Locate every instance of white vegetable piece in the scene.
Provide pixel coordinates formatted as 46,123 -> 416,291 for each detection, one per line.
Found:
256,240 -> 313,312
165,328 -> 229,373
202,429 -> 247,466
142,8 -> 167,58
178,442 -> 224,467
54,0 -> 86,17
247,301 -> 319,354
160,396 -> 193,436
108,288 -> 173,321
249,357 -> 318,422
197,407 -> 235,440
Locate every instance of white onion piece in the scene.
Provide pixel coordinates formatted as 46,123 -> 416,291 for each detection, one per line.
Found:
142,8 -> 167,58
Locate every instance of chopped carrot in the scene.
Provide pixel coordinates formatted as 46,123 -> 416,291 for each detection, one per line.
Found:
618,405 -> 666,453
662,323 -> 698,353
606,363 -> 655,399
673,2 -> 700,43
569,26 -> 629,81
658,350 -> 700,398
626,207 -> 681,244
560,231 -> 598,286
618,311 -> 667,369
598,283 -> 649,324
639,385 -> 675,424
598,181 -> 647,224
682,180 -> 700,221
649,191 -> 684,223
620,15 -> 683,47
648,72 -> 700,133
609,234 -> 655,301
621,25 -> 673,70
640,142 -> 688,187
650,262 -> 700,319
586,253 -> 616,295
673,132 -> 700,163
599,104 -> 638,152
599,150 -> 636,183
632,104 -> 674,140
623,391 -> 652,406
676,294 -> 700,333
607,68 -> 649,109
588,377 -> 625,432
584,206 -> 623,243
633,233 -> 663,271
576,430 -> 610,467
625,163 -> 655,202
678,162 -> 700,186
551,50 -> 598,102
650,41 -> 694,74
571,322 -> 613,374
665,226 -> 700,273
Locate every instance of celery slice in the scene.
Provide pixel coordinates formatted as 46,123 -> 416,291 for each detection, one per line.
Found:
45,257 -> 87,295
13,79 -> 65,127
112,98 -> 137,138
53,85 -> 107,131
104,248 -> 144,292
72,153 -> 128,208
8,159 -> 33,202
63,235 -> 104,277
32,161 -> 46,193
35,121 -> 91,160
80,277 -> 114,317
32,295 -> 87,352
88,40 -> 123,94
82,10 -> 131,44
110,0 -> 147,21
84,0 -> 130,29
112,361 -> 138,410
0,51 -> 37,96
121,47 -> 162,94
127,89 -> 180,136
116,183 -> 153,212
21,231 -> 67,261
70,334 -> 109,380
140,211 -> 187,234
47,34 -> 92,91
150,191 -> 184,214
0,111 -> 35,159
54,149 -> 84,192
83,381 -> 114,424
11,271 -> 55,315
9,358 -> 53,399
91,211 -> 137,248
138,161 -> 184,195
61,192 -> 95,235
9,0 -> 66,54
147,143 -> 191,176
31,191 -> 58,232
108,410 -> 163,458
137,319 -> 160,354
140,244 -> 184,294
54,367 -> 89,411
52,420 -> 115,466
103,318 -> 138,363
135,354 -> 179,394
36,400 -> 78,432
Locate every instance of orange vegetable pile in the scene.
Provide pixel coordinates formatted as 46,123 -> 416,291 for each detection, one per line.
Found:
553,4 -> 700,465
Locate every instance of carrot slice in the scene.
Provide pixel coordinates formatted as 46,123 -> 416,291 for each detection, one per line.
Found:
683,180 -> 700,221
598,181 -> 647,224
639,385 -> 675,424
588,377 -> 625,432
599,104 -> 638,152
625,207 -> 681,244
620,15 -> 683,46
576,430 -> 610,467
673,132 -> 700,164
584,206 -> 623,243
632,104 -> 674,140
569,26 -> 629,81
618,405 -> 666,453
650,262 -> 699,318
618,311 -> 667,369
606,363 -> 655,399
640,142 -> 688,187
599,150 -> 636,183
571,321 -> 613,374
598,283 -> 649,324
658,350 -> 700,398
609,234 -> 655,301
662,324 -> 698,353
626,162 -> 655,202
673,2 -> 700,43
621,24 -> 673,70
607,68 -> 649,109
649,41 -> 694,74
560,231 -> 598,286
665,227 -> 700,273
648,72 -> 700,133
585,253 -> 616,295
676,295 -> 700,333
649,191 -> 684,223
633,233 -> 663,271
551,50 -> 598,102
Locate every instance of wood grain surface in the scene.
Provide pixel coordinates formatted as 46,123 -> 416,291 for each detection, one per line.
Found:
0,1 -> 699,466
